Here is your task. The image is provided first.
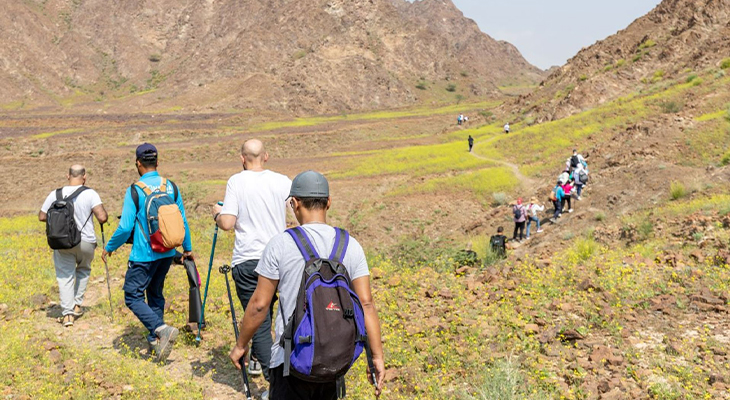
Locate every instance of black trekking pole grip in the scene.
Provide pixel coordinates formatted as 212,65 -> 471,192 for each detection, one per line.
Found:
220,265 -> 252,400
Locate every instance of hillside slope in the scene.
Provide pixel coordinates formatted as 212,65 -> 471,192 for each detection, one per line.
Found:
515,0 -> 730,121
0,0 -> 543,113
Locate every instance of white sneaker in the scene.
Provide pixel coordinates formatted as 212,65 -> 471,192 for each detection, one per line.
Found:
577,196 -> 582,201
247,358 -> 263,376
536,229 -> 543,233
568,209 -> 573,213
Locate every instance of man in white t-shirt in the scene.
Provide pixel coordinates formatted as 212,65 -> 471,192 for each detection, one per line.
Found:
228,170 -> 384,400
39,165 -> 108,327
212,139 -> 292,384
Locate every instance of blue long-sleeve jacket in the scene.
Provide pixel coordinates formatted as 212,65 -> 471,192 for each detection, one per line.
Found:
554,186 -> 565,202
105,171 -> 192,262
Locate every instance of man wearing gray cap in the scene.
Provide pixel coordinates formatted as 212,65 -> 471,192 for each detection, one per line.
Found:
228,170 -> 385,399
212,139 -> 292,385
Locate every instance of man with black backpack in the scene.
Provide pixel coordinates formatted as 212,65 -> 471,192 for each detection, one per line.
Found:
102,143 -> 194,363
489,227 -> 508,259
39,165 -> 108,327
228,170 -> 384,399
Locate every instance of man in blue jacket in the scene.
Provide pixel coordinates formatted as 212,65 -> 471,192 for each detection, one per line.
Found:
102,143 -> 194,363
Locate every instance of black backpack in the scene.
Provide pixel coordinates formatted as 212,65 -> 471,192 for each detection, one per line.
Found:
490,235 -> 506,257
513,205 -> 523,220
281,226 -> 370,397
570,155 -> 580,168
46,186 -> 92,250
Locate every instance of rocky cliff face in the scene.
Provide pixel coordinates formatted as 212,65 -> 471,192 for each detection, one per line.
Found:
0,0 -> 543,113
515,0 -> 730,121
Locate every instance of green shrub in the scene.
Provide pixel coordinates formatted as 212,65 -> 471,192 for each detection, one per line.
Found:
638,39 -> 657,50
659,101 -> 683,114
595,212 -> 606,222
416,82 -> 427,90
460,359 -> 541,400
725,105 -> 730,122
460,71 -> 469,77
579,74 -> 588,81
686,74 -> 698,83
293,50 -> 307,60
670,181 -> 686,200
446,84 -> 457,92
616,59 -> 625,67
638,220 -> 654,240
573,237 -> 598,261
720,150 -> 730,166
148,54 -> 161,62
479,110 -> 493,119
455,94 -> 465,104
721,58 -> 730,70
603,65 -> 613,72
632,53 -> 642,62
491,192 -> 508,206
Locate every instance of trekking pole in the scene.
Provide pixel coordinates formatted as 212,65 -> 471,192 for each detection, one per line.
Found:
199,201 -> 223,344
220,264 -> 252,400
366,341 -> 379,395
100,223 -> 114,323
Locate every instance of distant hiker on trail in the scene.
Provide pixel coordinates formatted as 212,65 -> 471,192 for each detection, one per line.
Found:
569,149 -> 587,173
512,199 -> 527,242
228,171 -> 385,399
212,139 -> 292,385
490,227 -> 508,258
39,165 -> 108,327
102,143 -> 193,363
561,180 -> 574,214
550,180 -> 565,222
458,114 -> 464,125
468,135 -> 474,152
504,123 -> 510,134
525,197 -> 544,239
573,163 -> 588,200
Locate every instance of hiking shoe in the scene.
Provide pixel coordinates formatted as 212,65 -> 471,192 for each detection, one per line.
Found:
71,305 -> 84,318
61,314 -> 74,327
247,355 -> 263,376
536,229 -> 544,233
148,339 -> 161,357
568,209 -> 574,213
260,390 -> 269,400
577,196 -> 582,201
154,325 -> 179,363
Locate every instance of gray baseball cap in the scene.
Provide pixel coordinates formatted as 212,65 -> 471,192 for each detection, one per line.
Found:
289,170 -> 330,198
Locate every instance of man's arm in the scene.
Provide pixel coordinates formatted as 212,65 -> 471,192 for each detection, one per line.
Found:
229,276 -> 278,369
352,276 -> 385,396
38,211 -> 47,222
104,187 -> 135,258
92,204 -> 108,224
215,178 -> 239,231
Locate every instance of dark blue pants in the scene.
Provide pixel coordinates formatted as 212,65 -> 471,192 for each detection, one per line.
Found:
123,257 -> 173,342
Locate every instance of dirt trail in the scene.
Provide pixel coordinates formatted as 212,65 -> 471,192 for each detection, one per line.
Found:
470,134 -> 539,190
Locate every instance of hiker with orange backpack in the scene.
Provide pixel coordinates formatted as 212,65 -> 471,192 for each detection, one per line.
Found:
549,180 -> 565,223
103,143 -> 194,363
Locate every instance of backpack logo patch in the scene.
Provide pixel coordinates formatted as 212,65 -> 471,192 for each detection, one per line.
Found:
325,302 -> 341,312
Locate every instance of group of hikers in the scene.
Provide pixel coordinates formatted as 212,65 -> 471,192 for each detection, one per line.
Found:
39,141 -> 384,400
490,149 -> 589,255
457,113 -> 469,125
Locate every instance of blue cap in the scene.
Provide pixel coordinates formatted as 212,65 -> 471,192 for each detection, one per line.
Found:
289,170 -> 329,198
136,143 -> 158,159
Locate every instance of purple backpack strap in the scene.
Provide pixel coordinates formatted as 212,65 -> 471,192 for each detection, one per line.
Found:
286,227 -> 320,262
328,227 -> 350,263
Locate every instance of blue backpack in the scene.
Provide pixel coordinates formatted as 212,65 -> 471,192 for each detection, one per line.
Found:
281,227 -> 368,397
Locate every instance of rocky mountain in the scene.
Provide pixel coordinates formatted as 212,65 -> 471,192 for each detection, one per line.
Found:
0,0 -> 543,114
516,0 -> 730,121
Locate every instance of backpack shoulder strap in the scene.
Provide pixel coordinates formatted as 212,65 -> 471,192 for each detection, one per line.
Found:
134,181 -> 153,196
169,180 -> 179,202
159,177 -> 168,193
55,188 -> 63,201
286,227 -> 320,262
130,183 -> 140,213
329,227 -> 350,263
64,186 -> 89,201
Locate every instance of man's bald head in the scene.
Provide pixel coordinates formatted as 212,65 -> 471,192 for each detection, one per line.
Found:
69,165 -> 86,178
241,139 -> 265,159
240,139 -> 269,170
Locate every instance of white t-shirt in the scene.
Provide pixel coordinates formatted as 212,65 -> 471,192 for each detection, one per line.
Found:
255,224 -> 370,369
220,170 -> 292,265
41,185 -> 102,244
